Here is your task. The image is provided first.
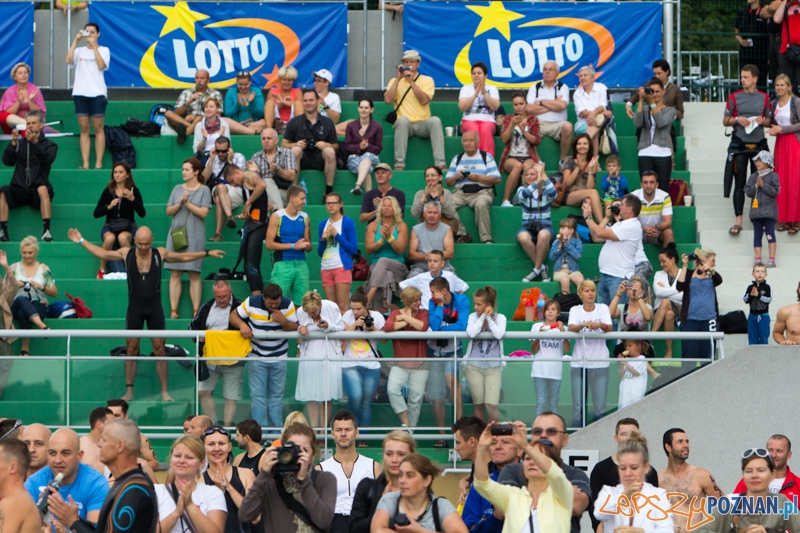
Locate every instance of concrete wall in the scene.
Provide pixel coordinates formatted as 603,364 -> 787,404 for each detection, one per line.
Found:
32,9 -> 405,91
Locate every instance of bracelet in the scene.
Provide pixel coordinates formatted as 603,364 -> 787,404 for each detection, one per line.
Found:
387,236 -> 396,243
584,215 -> 592,220
78,238 -> 84,245
205,250 -> 209,257
291,243 -> 295,250
377,238 -> 386,246
649,103 -> 656,109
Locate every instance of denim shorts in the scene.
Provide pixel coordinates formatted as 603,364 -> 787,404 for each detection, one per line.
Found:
347,153 -> 380,175
74,95 -> 108,117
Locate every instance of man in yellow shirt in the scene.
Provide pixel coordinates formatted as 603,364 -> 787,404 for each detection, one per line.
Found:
384,50 -> 446,171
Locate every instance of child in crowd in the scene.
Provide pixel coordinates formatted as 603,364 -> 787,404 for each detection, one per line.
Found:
617,339 -> 648,409
548,218 -> 584,294
744,150 -> 780,267
601,155 -> 628,207
530,300 -> 568,416
464,285 -> 507,422
517,162 -> 557,282
743,262 -> 772,345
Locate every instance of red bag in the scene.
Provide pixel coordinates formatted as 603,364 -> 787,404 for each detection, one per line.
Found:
352,251 -> 369,281
66,293 -> 93,318
669,179 -> 691,207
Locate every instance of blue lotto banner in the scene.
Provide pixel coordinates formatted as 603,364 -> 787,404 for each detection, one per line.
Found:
404,2 -> 662,89
0,3 -> 34,85
91,2 -> 347,89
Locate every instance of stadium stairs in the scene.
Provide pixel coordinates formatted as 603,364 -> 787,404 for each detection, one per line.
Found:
0,100 -> 698,462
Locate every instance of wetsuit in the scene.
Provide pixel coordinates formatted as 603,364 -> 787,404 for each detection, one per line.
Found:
238,449 -> 266,477
125,248 -> 165,330
241,182 -> 271,293
70,467 -> 158,533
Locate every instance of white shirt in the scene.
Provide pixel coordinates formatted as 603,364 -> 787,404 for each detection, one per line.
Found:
206,302 -> 232,331
70,46 -> 110,98
568,304 -> 612,369
531,322 -> 565,380
209,153 -> 246,178
320,92 -> 342,118
573,82 -> 609,129
320,218 -> 344,270
459,84 -> 500,122
770,477 -> 785,494
631,188 -> 673,228
156,484 -> 226,533
526,82 -> 570,123
775,100 -> 792,127
399,271 -> 470,309
594,482 -> 674,533
598,218 -> 643,279
652,269 -> 684,308
638,119 -> 672,157
341,310 -> 385,369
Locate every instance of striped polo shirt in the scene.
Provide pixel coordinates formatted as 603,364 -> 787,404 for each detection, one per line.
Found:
235,295 -> 297,359
632,188 -> 673,228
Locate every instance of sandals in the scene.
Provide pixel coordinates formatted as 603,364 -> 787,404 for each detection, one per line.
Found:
789,223 -> 800,234
729,225 -> 742,235
433,440 -> 449,449
350,185 -> 362,196
20,350 -> 29,356
777,224 -> 789,232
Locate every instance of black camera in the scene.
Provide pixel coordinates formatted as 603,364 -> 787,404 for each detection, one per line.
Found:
490,423 -> 514,436
687,253 -> 698,261
399,65 -> 412,72
436,338 -> 448,347
610,204 -> 620,216
306,139 -> 316,149
644,87 -> 654,95
23,282 -> 31,292
395,513 -> 410,527
461,170 -> 471,179
363,315 -> 374,328
272,441 -> 301,474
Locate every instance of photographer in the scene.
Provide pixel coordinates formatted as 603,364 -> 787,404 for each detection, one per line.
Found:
281,89 -> 338,201
676,248 -> 722,372
342,287 -> 386,432
634,79 -> 677,192
516,162 -> 557,283
240,423 -> 336,533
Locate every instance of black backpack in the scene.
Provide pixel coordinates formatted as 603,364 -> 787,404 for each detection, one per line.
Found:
121,117 -> 161,137
104,126 -> 136,168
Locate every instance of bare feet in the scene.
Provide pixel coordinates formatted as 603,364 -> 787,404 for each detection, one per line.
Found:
121,388 -> 133,401
162,392 -> 175,402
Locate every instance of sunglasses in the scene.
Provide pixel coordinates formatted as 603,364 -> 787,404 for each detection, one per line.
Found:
237,70 -> 250,78
203,426 -> 230,439
531,427 -> 567,437
742,448 -> 769,459
0,420 -> 22,440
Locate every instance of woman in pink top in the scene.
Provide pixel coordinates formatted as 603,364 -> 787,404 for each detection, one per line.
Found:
0,63 -> 46,134
264,66 -> 303,134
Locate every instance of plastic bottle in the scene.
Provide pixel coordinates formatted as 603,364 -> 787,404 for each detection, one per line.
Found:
536,292 -> 547,321
299,178 -> 308,194
36,472 -> 63,522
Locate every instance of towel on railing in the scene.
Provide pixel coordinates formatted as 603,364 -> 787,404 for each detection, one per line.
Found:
203,330 -> 251,366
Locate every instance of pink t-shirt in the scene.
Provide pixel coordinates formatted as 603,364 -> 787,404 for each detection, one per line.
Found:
0,83 -> 47,121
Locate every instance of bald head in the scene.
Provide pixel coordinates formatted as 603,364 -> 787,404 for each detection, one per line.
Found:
51,428 -> 80,452
48,429 -> 82,482
21,423 -> 51,474
189,415 -> 213,437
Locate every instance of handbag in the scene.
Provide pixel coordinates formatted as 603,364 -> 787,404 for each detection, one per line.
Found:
107,217 -> 133,234
384,75 -> 418,124
352,250 -> 369,281
170,190 -> 195,251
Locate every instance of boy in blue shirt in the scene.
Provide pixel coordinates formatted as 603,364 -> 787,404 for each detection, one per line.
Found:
601,155 -> 628,207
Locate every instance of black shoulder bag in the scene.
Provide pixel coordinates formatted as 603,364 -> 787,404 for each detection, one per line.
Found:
384,75 -> 419,124
274,469 -> 329,533
785,8 -> 800,64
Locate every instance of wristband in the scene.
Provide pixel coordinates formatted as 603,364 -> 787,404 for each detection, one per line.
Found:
78,238 -> 84,245
584,215 -> 592,221
387,236 -> 396,243
291,243 -> 295,250
205,250 -> 209,257
649,103 -> 656,109
377,238 -> 386,246
626,101 -> 633,107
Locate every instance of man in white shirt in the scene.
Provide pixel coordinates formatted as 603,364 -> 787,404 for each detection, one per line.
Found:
573,65 -> 613,154
527,61 -> 574,162
582,194 -> 643,305
313,69 -> 352,136
399,250 -> 469,309
631,171 -> 675,245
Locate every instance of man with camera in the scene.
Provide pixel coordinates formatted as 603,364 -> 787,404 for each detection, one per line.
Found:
281,89 -> 338,203
0,110 -> 58,243
407,202 -> 455,278
164,70 -> 222,145
190,280 -> 243,427
317,410 -> 379,533
445,130 -> 502,244
400,249 -> 468,310
202,136 -> 246,241
252,127 -> 297,206
631,170 -> 675,245
582,194 -> 643,306
384,50 -> 446,171
428,277 -> 470,449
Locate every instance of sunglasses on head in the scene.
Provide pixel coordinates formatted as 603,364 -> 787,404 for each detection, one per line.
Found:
0,420 -> 22,440
203,426 -> 230,439
742,448 -> 769,459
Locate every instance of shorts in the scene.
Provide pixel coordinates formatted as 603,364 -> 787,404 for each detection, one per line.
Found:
198,362 -> 245,400
347,153 -> 380,175
539,121 -> 569,141
126,304 -> 166,331
0,184 -> 53,210
73,95 -> 108,117
553,267 -> 581,282
642,231 -> 662,245
426,349 -> 461,400
301,149 -> 325,171
321,266 -> 352,287
212,184 -> 244,209
101,223 -> 138,238
574,122 -> 587,134
464,364 -> 502,405
516,224 -> 555,245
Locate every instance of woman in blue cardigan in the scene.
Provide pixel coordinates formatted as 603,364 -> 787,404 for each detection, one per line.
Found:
318,192 -> 359,313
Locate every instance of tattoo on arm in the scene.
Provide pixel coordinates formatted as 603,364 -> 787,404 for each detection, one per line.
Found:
709,474 -> 722,496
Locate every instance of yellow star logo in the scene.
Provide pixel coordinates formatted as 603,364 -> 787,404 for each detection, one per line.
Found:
466,2 -> 525,41
152,1 -> 209,41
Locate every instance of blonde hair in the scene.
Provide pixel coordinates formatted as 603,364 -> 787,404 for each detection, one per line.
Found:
775,74 -> 795,96
204,97 -> 221,111
169,435 -> 206,464
283,411 -> 308,431
578,279 -> 596,292
278,66 -> 298,80
380,196 -> 404,225
20,235 -> 39,253
617,429 -> 649,464
301,291 -> 322,314
400,287 -> 422,307
382,431 -> 417,483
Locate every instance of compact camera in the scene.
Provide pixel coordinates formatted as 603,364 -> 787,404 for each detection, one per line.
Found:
306,139 -> 316,149
644,87 -> 654,95
23,282 -> 31,292
272,441 -> 302,474
490,423 -> 514,436
81,30 -> 91,37
610,204 -> 620,216
399,65 -> 412,72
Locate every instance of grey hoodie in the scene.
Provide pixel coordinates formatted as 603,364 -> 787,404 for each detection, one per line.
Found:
744,169 -> 780,221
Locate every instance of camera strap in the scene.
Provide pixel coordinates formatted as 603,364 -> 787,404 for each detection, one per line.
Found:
390,497 -> 442,532
275,469 -> 329,533
394,75 -> 419,114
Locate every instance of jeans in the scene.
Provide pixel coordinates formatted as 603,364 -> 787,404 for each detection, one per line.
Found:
748,313 -> 770,345
387,365 -> 429,427
11,298 -> 46,330
534,377 -> 561,416
598,274 -> 628,306
247,359 -> 287,428
342,365 -> 381,428
680,319 -> 716,373
570,366 -> 609,427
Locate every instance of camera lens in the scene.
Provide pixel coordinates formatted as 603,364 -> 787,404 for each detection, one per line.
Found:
610,205 -> 620,215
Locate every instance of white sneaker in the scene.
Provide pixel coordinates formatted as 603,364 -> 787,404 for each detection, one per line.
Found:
539,264 -> 550,282
501,200 -> 513,207
41,230 -> 53,242
522,269 -> 539,282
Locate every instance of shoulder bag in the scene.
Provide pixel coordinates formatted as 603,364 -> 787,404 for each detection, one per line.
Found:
384,75 -> 419,124
170,190 -> 196,251
785,10 -> 800,64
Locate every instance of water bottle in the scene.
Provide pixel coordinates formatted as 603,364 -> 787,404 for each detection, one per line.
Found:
299,178 -> 308,194
536,292 -> 547,321
36,472 -> 63,522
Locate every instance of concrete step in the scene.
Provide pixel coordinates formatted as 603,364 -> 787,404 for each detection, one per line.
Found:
703,242 -> 800,255
697,227 -> 800,243
687,159 -> 729,173
690,182 -> 724,194
685,135 -> 730,151
698,219 -> 757,231
694,192 -> 732,206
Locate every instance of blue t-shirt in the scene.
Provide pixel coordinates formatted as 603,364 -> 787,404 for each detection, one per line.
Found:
687,276 -> 717,321
25,464 -> 110,522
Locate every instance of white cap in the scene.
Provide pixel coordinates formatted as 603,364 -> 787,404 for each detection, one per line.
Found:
312,69 -> 333,84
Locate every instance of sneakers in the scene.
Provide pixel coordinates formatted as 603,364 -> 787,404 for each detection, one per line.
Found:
226,216 -> 237,229
0,229 -> 7,242
351,185 -> 362,196
456,234 -> 473,244
522,268 -> 540,282
539,264 -> 550,282
175,123 -> 187,145
96,269 -> 105,280
41,230 -> 53,242
766,259 -> 776,268
500,199 -> 514,207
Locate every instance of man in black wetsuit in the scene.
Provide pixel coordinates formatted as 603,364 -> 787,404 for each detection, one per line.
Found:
48,419 -> 159,533
224,162 -> 269,295
67,226 -> 225,401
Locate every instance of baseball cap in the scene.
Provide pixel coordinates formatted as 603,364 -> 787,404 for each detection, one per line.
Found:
752,150 -> 773,167
401,50 -> 421,62
375,163 -> 393,172
312,69 -> 333,84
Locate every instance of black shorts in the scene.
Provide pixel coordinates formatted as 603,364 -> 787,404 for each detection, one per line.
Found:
301,149 -> 325,171
126,304 -> 166,331
0,185 -> 53,210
